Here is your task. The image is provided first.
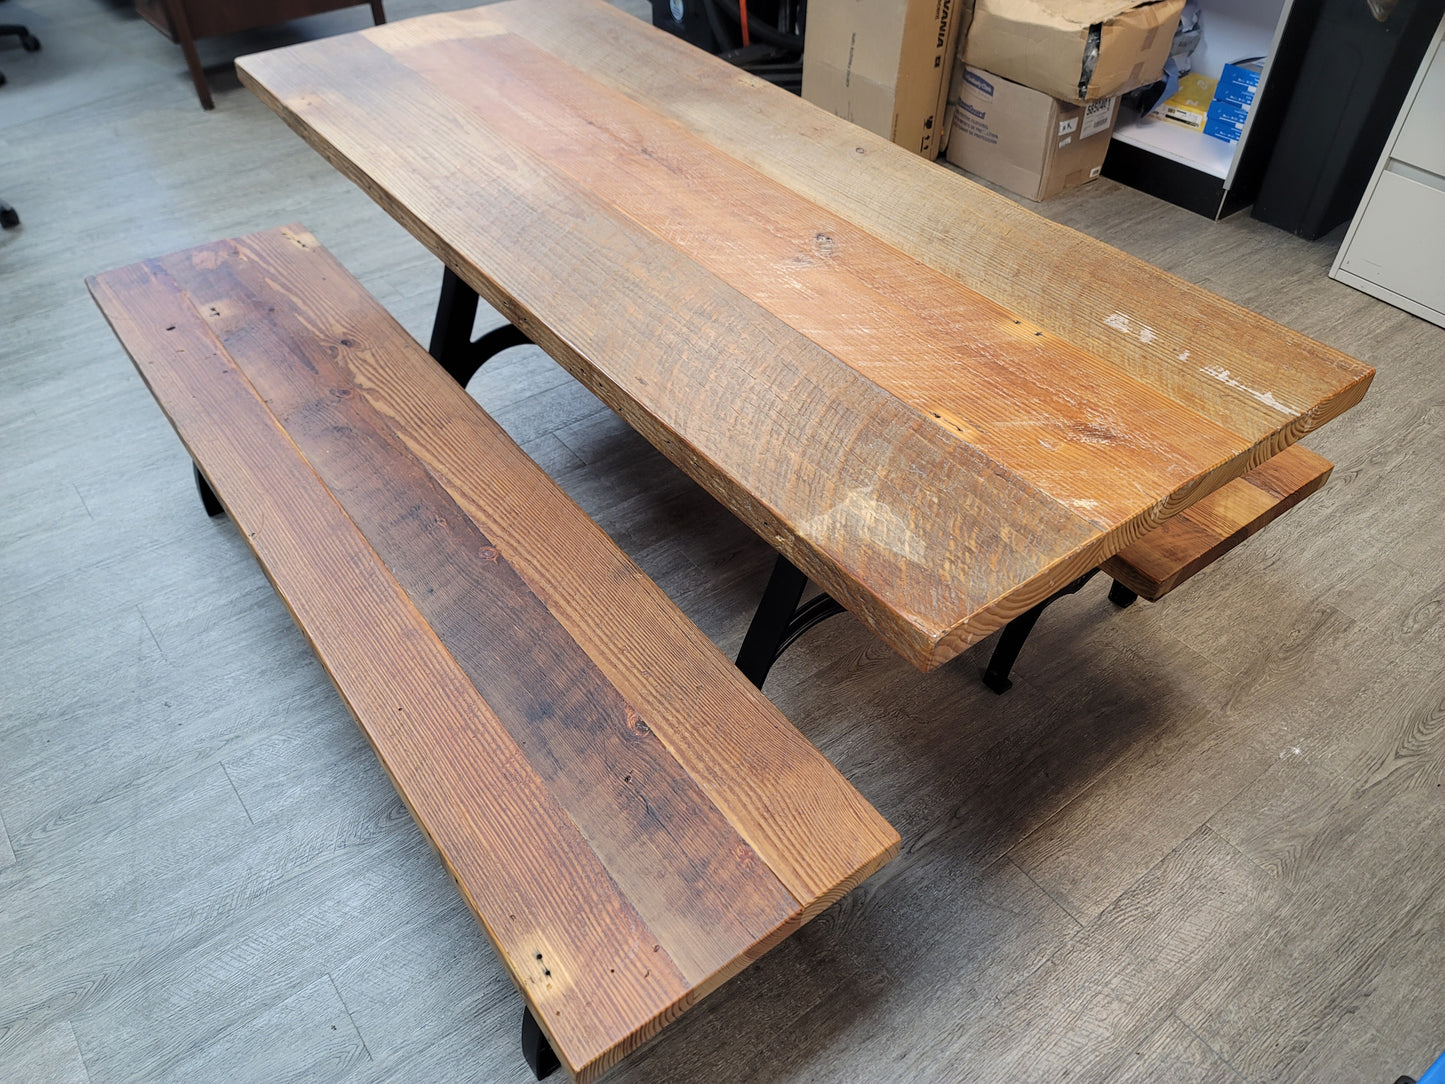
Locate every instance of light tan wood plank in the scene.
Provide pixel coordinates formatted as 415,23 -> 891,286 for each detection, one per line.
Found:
397,32 -> 1250,530
236,4 -> 1372,670
487,0 -> 1374,449
236,39 -> 1119,667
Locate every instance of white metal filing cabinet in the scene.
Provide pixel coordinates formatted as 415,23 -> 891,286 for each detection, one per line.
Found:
1331,16 -> 1445,328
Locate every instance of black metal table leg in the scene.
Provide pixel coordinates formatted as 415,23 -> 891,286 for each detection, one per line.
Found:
735,554 -> 847,689
982,570 -> 1098,694
982,607 -> 1046,695
428,266 -> 481,379
1108,580 -> 1139,608
521,1005 -> 560,1080
194,463 -> 224,518
427,267 -> 532,387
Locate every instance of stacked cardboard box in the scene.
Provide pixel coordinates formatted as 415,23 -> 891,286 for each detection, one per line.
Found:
801,0 -> 975,160
942,0 -> 1185,201
943,65 -> 1120,201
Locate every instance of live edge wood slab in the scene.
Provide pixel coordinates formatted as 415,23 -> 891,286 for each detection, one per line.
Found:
236,0 -> 1374,672
86,226 -> 899,1083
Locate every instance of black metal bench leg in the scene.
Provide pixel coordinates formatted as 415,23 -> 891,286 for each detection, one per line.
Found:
521,1005 -> 560,1080
735,554 -> 847,689
982,570 -> 1098,694
194,464 -> 224,518
1108,580 -> 1139,608
428,267 -> 532,387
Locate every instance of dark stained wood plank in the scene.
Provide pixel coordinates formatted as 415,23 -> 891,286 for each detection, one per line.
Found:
87,226 -> 900,1081
154,235 -> 805,985
1103,445 -> 1333,600
216,227 -> 900,917
85,259 -> 700,1082
235,43 -> 1117,667
488,0 -> 1375,447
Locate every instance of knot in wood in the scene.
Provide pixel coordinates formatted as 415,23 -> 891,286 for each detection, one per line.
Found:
478,546 -> 499,562
625,707 -> 649,736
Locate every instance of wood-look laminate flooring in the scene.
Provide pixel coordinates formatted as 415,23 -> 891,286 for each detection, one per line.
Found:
2,2 -> 1442,1081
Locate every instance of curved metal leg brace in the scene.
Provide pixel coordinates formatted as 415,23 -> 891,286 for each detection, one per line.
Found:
736,554 -> 847,689
983,570 -> 1098,694
194,463 -> 224,518
521,1005 -> 560,1080
427,267 -> 533,387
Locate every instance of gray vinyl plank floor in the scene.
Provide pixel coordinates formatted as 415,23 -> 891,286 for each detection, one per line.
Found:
2,2 -> 1443,1082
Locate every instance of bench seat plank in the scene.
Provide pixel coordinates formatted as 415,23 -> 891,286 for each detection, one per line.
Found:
156,243 -> 806,976
1102,444 -> 1334,601
87,225 -> 899,1082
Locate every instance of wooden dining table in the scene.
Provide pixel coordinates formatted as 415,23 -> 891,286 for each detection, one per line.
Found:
236,0 -> 1374,676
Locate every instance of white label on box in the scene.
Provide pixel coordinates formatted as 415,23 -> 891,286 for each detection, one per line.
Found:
1081,97 -> 1118,139
1058,117 -> 1078,137
1058,136 -> 1073,148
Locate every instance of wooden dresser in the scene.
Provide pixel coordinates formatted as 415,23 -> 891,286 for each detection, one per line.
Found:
136,0 -> 384,109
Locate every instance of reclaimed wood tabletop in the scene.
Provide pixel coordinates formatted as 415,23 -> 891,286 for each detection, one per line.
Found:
237,0 -> 1374,671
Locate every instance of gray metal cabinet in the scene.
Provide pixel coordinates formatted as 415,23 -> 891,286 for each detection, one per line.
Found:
1331,17 -> 1445,327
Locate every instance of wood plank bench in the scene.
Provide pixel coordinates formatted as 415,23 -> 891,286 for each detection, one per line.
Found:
86,225 -> 899,1083
982,444 -> 1334,692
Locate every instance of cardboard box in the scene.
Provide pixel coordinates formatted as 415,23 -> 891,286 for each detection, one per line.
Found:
1156,72 -> 1215,130
803,0 -> 974,159
962,0 -> 1186,102
944,64 -> 1119,200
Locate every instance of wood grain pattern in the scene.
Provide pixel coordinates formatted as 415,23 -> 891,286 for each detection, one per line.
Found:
234,0 -> 1373,670
236,35 -> 1110,667
487,0 -> 1375,447
156,239 -> 804,982
9,19 -> 1441,1080
1103,444 -> 1333,600
85,226 -> 899,1082
237,229 -> 898,918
